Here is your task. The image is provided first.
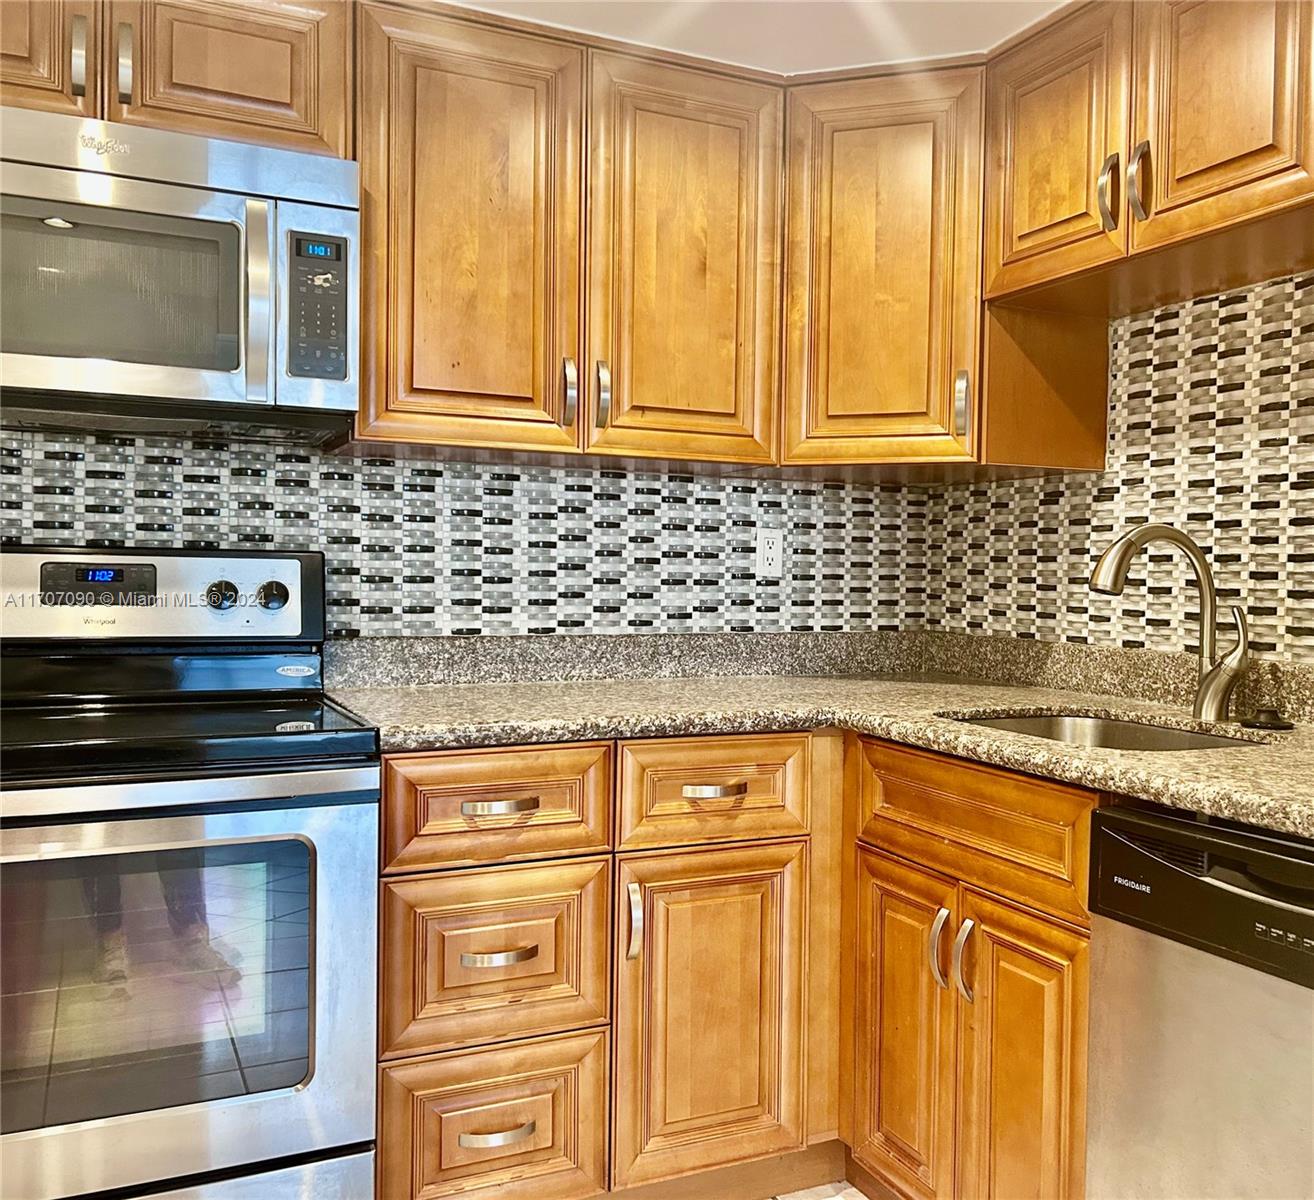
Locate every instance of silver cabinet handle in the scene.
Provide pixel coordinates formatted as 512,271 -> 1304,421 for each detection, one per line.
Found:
681,781 -> 749,800
460,795 -> 540,817
626,881 -> 643,960
1128,139 -> 1150,221
70,14 -> 88,98
928,906 -> 951,990
562,357 -> 578,428
458,1120 -> 536,1150
951,917 -> 975,1003
953,369 -> 971,439
460,944 -> 539,969
116,21 -> 133,104
595,360 -> 612,428
1096,150 -> 1119,232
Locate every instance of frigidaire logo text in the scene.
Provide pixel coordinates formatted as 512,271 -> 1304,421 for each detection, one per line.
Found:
1113,874 -> 1151,894
80,133 -> 130,156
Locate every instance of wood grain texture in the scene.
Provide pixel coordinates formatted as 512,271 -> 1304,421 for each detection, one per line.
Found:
612,840 -> 807,1188
985,0 -> 1132,295
383,743 -> 612,873
0,0 -> 100,116
616,732 -> 811,850
615,1140 -> 846,1200
378,1029 -> 608,1200
1129,0 -> 1314,250
782,68 -> 983,464
357,4 -> 585,451
586,50 -> 780,464
104,0 -> 349,154
380,856 -> 610,1057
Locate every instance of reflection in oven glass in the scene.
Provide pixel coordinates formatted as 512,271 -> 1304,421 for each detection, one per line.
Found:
0,841 -> 312,1133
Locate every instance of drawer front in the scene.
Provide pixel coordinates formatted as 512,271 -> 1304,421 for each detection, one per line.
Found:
854,738 -> 1096,926
384,743 -> 612,872
379,1030 -> 608,1200
618,733 -> 811,849
381,857 -> 610,1057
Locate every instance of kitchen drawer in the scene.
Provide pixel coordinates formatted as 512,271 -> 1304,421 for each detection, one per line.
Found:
381,857 -> 610,1058
383,743 -> 612,872
853,738 -> 1097,926
378,1029 -> 608,1200
617,733 -> 811,849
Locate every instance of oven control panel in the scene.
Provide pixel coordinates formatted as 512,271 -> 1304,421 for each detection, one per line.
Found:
287,232 -> 348,380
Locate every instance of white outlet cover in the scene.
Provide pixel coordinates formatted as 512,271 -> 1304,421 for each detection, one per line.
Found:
756,529 -> 785,578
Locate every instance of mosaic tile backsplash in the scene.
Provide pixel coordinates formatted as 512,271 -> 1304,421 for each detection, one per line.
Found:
2,271 -> 1311,662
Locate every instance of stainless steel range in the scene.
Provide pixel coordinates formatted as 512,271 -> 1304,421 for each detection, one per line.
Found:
0,547 -> 378,1199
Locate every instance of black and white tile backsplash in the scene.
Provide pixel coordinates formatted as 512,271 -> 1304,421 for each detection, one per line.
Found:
2,271 -> 1310,661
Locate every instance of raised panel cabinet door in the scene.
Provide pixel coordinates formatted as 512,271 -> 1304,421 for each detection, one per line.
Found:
1129,0 -> 1314,250
1,0 -> 100,117
357,5 -> 585,451
984,1 -> 1132,295
587,51 -> 780,464
783,68 -> 983,464
613,840 -> 807,1187
955,888 -> 1090,1200
852,848 -> 958,1200
104,0 -> 350,155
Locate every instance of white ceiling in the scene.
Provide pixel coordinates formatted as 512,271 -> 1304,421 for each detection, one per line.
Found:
448,0 -> 1067,74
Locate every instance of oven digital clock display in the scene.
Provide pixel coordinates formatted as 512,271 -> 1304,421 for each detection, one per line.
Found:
76,567 -> 124,583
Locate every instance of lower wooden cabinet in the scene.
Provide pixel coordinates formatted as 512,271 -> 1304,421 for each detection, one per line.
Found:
611,840 -> 808,1188
378,1029 -> 608,1200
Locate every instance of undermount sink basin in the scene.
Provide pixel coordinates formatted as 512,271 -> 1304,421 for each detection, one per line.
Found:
953,713 -> 1257,751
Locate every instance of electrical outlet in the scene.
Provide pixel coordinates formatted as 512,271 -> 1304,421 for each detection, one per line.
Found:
756,529 -> 784,578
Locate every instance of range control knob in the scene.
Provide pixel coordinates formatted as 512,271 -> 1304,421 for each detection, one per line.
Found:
206,580 -> 239,611
257,580 -> 290,611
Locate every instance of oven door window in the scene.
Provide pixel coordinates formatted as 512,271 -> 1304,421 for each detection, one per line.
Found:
0,196 -> 242,371
0,840 -> 312,1133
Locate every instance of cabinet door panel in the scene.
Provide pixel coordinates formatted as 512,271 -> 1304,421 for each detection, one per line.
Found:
1130,0 -> 1314,249
587,52 -> 779,463
105,1 -> 349,155
358,5 -> 584,451
1,0 -> 99,117
985,1 -> 1132,294
852,848 -> 958,1200
613,841 -> 806,1187
783,69 -> 982,463
956,889 -> 1089,1200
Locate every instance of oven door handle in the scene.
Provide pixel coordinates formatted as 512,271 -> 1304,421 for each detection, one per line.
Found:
245,197 -> 275,405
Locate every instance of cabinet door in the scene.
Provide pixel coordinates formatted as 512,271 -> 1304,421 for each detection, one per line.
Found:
852,848 -> 958,1200
613,841 -> 806,1187
956,889 -> 1089,1200
357,5 -> 584,452
1,0 -> 100,117
1129,0 -> 1314,250
984,1 -> 1132,295
586,52 -> 780,464
783,69 -> 982,464
104,1 -> 350,155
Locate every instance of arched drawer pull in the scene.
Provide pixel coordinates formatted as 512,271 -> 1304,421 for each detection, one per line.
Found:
460,944 -> 539,969
681,782 -> 748,800
460,795 -> 540,817
458,1120 -> 536,1150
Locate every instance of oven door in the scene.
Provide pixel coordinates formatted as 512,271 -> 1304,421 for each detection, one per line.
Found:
0,161 -> 273,407
0,766 -> 377,1200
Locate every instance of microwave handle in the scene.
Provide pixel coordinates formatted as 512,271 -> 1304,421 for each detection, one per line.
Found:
245,198 -> 275,405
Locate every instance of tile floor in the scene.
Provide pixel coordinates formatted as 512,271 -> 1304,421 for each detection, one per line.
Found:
776,1185 -> 866,1200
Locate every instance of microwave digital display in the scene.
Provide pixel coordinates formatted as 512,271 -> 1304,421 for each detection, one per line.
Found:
295,238 -> 340,261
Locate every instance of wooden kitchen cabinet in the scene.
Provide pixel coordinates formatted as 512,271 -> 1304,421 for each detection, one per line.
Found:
1,0 -> 101,117
782,68 -> 983,463
586,51 -> 781,464
356,4 -> 585,451
612,839 -> 807,1188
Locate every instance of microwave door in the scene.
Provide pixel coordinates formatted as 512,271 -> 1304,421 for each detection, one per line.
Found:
0,163 -> 274,407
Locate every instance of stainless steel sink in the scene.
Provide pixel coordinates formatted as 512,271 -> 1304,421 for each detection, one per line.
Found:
953,713 -> 1257,751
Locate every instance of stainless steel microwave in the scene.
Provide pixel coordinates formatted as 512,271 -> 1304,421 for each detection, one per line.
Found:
0,108 -> 359,443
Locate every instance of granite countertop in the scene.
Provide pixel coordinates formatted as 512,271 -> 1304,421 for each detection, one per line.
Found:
330,673 -> 1314,839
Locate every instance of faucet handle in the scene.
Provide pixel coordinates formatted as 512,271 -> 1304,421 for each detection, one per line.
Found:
1222,605 -> 1249,667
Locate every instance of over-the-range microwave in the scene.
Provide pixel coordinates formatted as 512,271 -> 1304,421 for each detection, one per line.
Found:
0,108 -> 359,444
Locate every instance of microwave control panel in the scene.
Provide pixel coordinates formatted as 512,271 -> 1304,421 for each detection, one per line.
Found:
287,233 -> 348,380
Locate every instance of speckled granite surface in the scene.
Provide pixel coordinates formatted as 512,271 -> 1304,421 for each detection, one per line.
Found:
330,674 -> 1314,839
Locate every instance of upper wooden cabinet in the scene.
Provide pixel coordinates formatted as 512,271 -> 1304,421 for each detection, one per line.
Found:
1129,0 -> 1314,250
985,1 -> 1132,296
356,5 -> 585,451
586,52 -> 780,463
783,68 -> 983,463
1,0 -> 101,117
